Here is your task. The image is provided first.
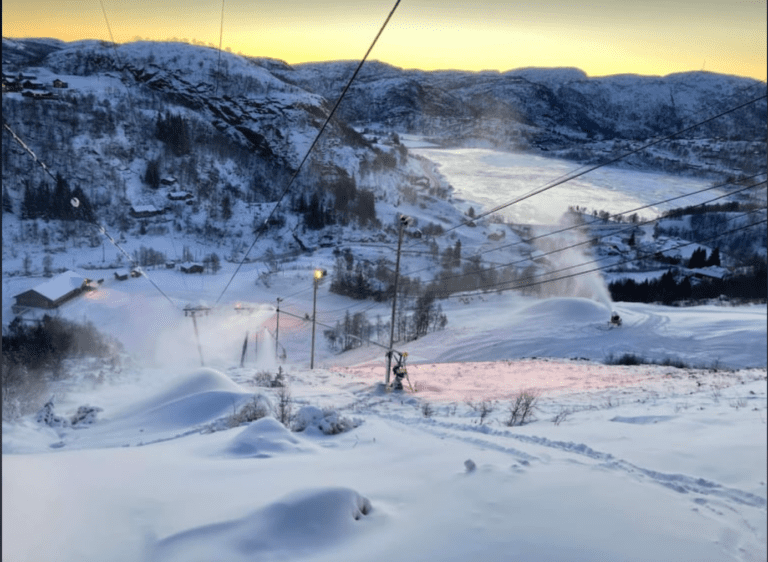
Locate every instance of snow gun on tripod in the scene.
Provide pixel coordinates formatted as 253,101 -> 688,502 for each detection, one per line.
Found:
388,350 -> 414,392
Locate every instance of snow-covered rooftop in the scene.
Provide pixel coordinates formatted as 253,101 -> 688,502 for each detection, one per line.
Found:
24,270 -> 86,301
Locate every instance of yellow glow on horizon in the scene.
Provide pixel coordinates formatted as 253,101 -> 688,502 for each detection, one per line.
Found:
2,0 -> 766,82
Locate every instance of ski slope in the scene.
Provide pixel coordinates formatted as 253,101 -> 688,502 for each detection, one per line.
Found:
2,262 -> 766,562
2,146 -> 766,562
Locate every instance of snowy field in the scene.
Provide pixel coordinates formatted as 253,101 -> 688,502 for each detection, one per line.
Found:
3,148 -> 767,562
409,145 -> 717,224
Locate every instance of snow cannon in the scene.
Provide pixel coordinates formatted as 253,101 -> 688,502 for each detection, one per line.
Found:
609,312 -> 622,327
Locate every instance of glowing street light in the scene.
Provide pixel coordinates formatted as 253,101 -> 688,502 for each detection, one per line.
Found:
310,268 -> 325,369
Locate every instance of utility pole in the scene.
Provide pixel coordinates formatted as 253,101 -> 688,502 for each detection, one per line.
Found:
275,297 -> 283,358
310,269 -> 324,369
386,215 -> 411,386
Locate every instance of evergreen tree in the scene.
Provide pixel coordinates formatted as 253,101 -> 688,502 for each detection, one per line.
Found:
2,185 -> 13,214
706,247 -> 721,267
143,158 -> 161,189
221,194 -> 232,221
21,183 -> 35,219
687,247 -> 707,269
52,173 -> 72,221
452,240 -> 462,268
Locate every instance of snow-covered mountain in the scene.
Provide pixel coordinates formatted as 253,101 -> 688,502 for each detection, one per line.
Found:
1,39 -> 764,289
267,60 -> 766,174
2,39 -> 464,258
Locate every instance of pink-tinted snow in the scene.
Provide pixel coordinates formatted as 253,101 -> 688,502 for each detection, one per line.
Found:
334,359 -> 698,402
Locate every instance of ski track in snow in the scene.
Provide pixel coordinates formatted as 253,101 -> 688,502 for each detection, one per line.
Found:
374,411 -> 767,511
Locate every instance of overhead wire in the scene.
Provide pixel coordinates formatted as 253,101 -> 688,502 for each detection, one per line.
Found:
2,120 -> 180,309
399,172 -> 767,280
401,215 -> 767,302
399,92 -> 767,255
214,0 -> 403,306
396,180 -> 766,289
215,0 -> 225,97
280,176 -> 766,328
386,218 -> 767,305
275,211 -> 766,352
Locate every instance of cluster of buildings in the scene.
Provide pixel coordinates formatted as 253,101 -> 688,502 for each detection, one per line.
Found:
2,72 -> 68,100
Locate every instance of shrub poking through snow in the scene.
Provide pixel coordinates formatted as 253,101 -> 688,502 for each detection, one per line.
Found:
467,400 -> 495,424
505,389 -> 540,426
70,405 -> 103,427
254,367 -> 286,388
227,394 -> 271,428
421,401 -> 434,418
293,406 -> 362,435
274,385 -> 294,426
35,398 -> 69,428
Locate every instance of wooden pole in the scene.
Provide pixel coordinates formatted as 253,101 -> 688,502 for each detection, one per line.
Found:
240,331 -> 248,367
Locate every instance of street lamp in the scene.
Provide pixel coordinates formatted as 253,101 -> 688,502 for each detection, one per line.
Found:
386,214 -> 412,385
310,268 -> 325,369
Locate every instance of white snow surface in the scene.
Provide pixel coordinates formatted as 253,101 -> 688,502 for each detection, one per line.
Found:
410,146 -> 716,224
3,148 -> 767,562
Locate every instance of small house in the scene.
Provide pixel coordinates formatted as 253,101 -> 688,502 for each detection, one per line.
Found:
179,262 -> 204,274
52,79 -> 68,88
167,191 -> 193,201
13,270 -> 89,311
21,80 -> 45,90
22,90 -> 56,100
129,204 -> 164,218
114,268 -> 141,280
160,177 -> 178,186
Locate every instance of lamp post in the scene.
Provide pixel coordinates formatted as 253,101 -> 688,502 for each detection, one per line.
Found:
310,269 -> 324,369
386,214 -> 412,385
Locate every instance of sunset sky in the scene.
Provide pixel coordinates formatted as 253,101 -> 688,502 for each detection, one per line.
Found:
3,0 -> 766,81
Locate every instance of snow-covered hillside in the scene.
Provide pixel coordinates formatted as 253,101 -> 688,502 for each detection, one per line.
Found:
2,265 -> 766,562
2,38 -> 463,266
272,60 -> 767,177
2,39 -> 766,562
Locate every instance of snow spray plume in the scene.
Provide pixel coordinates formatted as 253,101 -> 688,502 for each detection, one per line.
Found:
529,211 -> 613,310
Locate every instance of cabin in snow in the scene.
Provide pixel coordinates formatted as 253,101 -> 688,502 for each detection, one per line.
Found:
114,268 -> 141,281
13,270 -> 90,312
129,204 -> 164,218
167,191 -> 194,202
179,262 -> 204,274
52,79 -> 68,88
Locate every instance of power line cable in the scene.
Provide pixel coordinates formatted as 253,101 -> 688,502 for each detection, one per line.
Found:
282,179 -> 765,325
214,0 -> 403,305
401,93 -> 767,252
400,180 -> 766,288
215,0 -> 225,97
2,120 -> 180,309
398,173 -> 766,280
409,218 -> 766,302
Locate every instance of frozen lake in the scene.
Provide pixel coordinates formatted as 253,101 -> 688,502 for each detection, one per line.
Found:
409,146 -> 717,224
